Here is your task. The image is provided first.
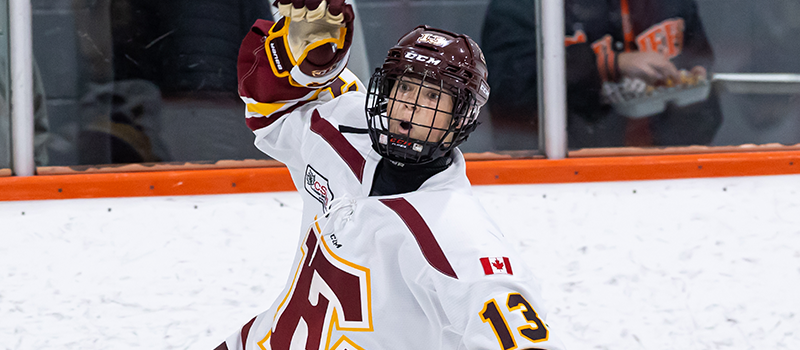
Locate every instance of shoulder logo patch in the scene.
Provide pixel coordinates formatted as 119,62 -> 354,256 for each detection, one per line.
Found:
481,257 -> 513,276
305,165 -> 334,211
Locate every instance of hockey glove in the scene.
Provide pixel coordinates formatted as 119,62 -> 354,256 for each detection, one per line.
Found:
272,0 -> 354,87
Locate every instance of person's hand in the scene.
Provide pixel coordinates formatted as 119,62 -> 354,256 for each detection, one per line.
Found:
617,51 -> 681,86
690,65 -> 708,80
274,0 -> 354,66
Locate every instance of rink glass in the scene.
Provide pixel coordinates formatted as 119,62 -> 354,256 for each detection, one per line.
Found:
5,0 -> 798,172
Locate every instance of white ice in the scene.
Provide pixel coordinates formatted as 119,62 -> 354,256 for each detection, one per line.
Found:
2,174 -> 799,350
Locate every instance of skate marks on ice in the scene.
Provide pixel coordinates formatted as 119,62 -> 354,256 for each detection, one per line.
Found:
1,174 -> 799,349
474,174 -> 800,349
1,193 -> 301,350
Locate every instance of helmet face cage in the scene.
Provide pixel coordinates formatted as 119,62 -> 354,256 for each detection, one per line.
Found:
366,67 -> 480,164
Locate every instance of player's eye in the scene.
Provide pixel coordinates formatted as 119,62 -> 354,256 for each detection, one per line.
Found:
398,82 -> 412,92
426,90 -> 440,100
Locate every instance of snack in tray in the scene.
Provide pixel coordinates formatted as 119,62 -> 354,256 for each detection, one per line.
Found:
603,70 -> 711,119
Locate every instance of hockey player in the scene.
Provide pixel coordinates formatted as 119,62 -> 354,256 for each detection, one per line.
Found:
216,1 -> 565,349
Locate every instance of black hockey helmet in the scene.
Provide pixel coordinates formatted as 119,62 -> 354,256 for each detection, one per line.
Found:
366,25 -> 490,164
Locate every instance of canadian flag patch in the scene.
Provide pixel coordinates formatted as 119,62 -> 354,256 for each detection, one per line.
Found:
481,257 -> 513,275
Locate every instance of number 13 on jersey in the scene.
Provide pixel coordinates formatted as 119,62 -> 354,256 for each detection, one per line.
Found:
480,293 -> 549,350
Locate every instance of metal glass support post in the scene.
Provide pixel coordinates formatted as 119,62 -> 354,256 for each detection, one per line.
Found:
712,73 -> 800,94
538,0 -> 567,159
535,0 -> 545,152
9,0 -> 34,176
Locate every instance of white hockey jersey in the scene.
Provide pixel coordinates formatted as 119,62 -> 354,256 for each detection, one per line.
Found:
225,18 -> 565,350
223,186 -> 565,350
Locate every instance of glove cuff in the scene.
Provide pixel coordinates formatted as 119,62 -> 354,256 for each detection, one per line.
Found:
264,13 -> 353,88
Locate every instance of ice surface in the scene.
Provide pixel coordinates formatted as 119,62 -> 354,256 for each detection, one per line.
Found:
1,174 -> 799,350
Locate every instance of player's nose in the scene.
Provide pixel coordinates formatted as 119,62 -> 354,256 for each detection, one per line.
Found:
395,102 -> 416,119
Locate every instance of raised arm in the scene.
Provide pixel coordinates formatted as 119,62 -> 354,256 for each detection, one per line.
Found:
237,0 -> 360,166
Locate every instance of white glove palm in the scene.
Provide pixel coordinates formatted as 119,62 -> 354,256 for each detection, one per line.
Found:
276,0 -> 348,63
269,0 -> 354,86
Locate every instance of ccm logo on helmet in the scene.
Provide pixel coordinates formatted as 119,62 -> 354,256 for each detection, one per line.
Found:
404,52 -> 442,66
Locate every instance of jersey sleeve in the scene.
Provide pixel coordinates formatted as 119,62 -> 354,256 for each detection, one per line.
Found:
237,18 -> 363,169
460,279 -> 565,350
422,253 -> 566,350
412,194 -> 566,350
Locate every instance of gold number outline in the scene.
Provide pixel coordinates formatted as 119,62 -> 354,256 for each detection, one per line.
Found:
480,293 -> 550,349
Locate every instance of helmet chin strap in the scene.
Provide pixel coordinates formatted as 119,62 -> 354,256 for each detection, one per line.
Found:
376,128 -> 449,164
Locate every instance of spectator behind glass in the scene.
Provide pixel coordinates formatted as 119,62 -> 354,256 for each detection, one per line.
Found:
481,0 -> 723,150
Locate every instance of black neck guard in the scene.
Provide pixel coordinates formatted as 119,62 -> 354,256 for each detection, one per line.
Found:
369,154 -> 452,196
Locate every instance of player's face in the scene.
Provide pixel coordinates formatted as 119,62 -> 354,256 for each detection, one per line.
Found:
387,77 -> 455,143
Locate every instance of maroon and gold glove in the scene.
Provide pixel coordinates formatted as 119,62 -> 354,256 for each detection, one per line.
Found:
271,0 -> 354,87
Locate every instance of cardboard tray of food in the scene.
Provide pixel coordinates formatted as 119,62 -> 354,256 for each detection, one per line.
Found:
612,79 -> 711,119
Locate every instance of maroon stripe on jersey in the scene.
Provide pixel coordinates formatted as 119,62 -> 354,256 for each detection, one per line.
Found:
246,100 -> 314,131
310,109 -> 366,182
246,115 -> 279,131
379,198 -> 458,279
213,342 -> 229,350
240,316 -> 257,348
